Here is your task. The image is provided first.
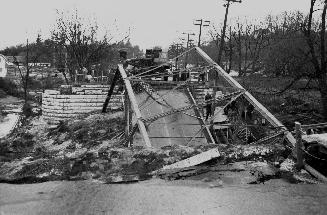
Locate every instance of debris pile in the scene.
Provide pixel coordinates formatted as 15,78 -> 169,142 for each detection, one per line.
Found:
0,112 -> 217,183
0,112 -> 318,185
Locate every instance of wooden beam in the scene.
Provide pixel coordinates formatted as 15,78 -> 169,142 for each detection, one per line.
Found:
195,47 -> 296,147
159,148 -> 220,171
186,87 -> 215,143
118,64 -> 152,147
102,69 -> 120,113
124,91 -> 129,136
128,98 -> 133,146
304,162 -> 327,182
301,122 -> 327,130
295,122 -> 304,169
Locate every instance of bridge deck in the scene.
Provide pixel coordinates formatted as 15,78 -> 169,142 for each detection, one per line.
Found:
133,89 -> 207,148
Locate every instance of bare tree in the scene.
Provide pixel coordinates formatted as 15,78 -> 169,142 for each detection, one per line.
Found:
303,0 -> 327,119
12,39 -> 34,117
231,19 -> 269,76
52,9 -> 120,83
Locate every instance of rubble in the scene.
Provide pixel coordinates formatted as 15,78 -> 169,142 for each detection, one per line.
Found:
0,112 -> 222,183
0,107 -> 319,186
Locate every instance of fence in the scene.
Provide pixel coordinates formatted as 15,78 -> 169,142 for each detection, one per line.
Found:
294,121 -> 327,182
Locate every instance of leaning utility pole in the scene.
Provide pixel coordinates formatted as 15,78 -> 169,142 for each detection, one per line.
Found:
217,0 -> 241,65
194,19 -> 210,47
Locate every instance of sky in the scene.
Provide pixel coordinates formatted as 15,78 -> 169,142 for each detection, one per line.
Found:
0,0 -> 310,50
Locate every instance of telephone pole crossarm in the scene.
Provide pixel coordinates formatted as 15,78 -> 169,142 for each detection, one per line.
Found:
194,19 -> 210,47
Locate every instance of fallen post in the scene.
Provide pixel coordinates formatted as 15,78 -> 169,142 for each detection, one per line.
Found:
304,162 -> 327,182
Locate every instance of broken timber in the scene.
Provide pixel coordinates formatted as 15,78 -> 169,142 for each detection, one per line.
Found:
102,68 -> 120,113
118,64 -> 152,147
195,47 -> 296,147
158,148 -> 220,171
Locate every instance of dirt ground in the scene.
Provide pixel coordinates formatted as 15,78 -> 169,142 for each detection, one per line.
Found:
1,79 -> 326,214
0,179 -> 327,215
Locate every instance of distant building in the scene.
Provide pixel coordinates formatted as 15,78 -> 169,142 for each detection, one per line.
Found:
28,62 -> 51,68
3,56 -> 25,79
5,56 -> 25,66
0,54 -> 8,77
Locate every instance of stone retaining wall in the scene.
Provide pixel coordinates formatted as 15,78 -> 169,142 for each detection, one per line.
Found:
42,85 -> 123,124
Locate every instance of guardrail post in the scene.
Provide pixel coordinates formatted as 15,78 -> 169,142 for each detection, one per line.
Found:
295,121 -> 304,169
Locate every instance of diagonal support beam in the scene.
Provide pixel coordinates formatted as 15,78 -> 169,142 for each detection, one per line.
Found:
143,103 -> 197,123
139,78 -> 192,112
102,69 -> 120,113
194,46 -> 296,147
118,64 -> 152,147
137,79 -> 172,108
186,87 -> 215,144
143,90 -> 244,123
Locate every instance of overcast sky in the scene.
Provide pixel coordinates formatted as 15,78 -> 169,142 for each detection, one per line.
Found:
0,0 -> 310,50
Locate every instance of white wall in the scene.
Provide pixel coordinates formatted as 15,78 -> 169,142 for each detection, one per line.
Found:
0,54 -> 7,78
42,85 -> 124,124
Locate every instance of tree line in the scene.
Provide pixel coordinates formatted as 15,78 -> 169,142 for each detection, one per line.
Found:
168,0 -> 327,119
0,9 -> 142,85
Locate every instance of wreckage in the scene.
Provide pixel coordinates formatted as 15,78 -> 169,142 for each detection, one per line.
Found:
102,47 -> 297,170
2,47 -> 325,184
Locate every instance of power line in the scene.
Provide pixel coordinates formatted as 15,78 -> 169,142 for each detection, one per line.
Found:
182,32 -> 195,69
194,19 -> 210,47
217,0 -> 242,65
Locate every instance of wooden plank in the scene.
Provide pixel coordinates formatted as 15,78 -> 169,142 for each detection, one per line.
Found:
304,162 -> 327,182
124,90 -> 130,143
302,122 -> 327,130
159,148 -> 220,171
186,88 -> 215,144
295,122 -> 304,168
118,64 -> 152,147
195,47 -> 296,147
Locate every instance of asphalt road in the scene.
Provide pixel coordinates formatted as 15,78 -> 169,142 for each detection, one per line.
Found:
134,90 -> 207,148
1,179 -> 327,215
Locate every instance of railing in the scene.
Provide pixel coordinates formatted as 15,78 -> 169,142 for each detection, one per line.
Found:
294,121 -> 327,182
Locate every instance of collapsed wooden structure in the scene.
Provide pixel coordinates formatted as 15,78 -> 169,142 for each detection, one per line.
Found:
103,47 -> 296,151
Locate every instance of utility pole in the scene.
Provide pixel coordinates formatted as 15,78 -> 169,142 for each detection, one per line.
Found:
217,0 -> 242,65
194,19 -> 210,47
174,43 -> 183,70
182,32 -> 195,69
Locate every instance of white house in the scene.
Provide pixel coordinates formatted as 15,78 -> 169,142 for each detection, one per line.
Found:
0,54 -> 7,77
